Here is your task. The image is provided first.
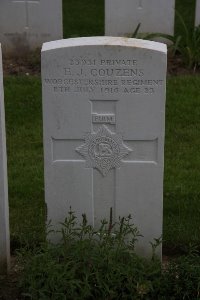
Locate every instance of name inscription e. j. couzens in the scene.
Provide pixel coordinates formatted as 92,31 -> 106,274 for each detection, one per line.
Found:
44,57 -> 164,95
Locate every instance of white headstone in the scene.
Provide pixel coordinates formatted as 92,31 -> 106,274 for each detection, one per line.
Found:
0,0 -> 63,54
105,0 -> 175,37
195,0 -> 200,26
42,37 -> 167,258
0,44 -> 10,274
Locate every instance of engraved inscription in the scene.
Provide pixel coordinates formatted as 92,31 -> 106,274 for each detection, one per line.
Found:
76,125 -> 132,176
44,56 -> 164,95
92,113 -> 116,125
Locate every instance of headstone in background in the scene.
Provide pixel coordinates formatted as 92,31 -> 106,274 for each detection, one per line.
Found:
105,0 -> 175,37
0,0 -> 63,54
0,44 -> 10,274
195,0 -> 200,26
42,37 -> 167,258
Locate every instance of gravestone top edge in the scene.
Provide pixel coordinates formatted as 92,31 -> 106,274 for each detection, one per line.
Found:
42,37 -> 167,53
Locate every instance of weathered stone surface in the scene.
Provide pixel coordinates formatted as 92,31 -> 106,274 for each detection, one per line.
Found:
105,0 -> 175,37
0,44 -> 10,274
42,37 -> 167,258
195,0 -> 200,26
0,0 -> 63,54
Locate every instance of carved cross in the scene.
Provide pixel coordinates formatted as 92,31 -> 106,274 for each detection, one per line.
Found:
12,0 -> 40,29
52,99 -> 158,225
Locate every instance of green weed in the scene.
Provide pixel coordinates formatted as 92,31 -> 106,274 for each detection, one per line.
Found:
18,211 -> 160,299
145,12 -> 200,70
18,211 -> 200,300
168,12 -> 200,70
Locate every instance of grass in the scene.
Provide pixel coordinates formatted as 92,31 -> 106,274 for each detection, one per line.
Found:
175,0 -> 196,35
4,76 -> 45,249
164,75 -> 200,249
63,0 -> 104,38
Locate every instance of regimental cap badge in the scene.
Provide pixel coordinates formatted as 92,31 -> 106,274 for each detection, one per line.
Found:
76,125 -> 132,176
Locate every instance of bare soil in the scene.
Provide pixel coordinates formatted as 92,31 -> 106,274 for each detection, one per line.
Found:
2,51 -> 200,76
2,51 -> 40,76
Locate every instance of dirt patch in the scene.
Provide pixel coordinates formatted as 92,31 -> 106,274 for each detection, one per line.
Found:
2,50 -> 200,77
2,50 -> 41,76
167,54 -> 200,76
